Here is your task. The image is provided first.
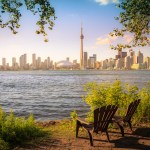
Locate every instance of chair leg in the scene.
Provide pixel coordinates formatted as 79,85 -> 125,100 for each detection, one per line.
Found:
106,131 -> 110,142
87,130 -> 93,146
127,121 -> 132,132
116,122 -> 124,137
76,120 -> 80,138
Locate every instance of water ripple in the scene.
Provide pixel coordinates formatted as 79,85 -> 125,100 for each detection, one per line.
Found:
0,70 -> 150,120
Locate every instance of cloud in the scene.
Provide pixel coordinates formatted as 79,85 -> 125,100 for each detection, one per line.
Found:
94,33 -> 134,48
123,34 -> 133,44
96,34 -> 118,45
95,0 -> 119,5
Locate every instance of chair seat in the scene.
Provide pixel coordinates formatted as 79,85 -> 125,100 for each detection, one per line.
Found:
112,116 -> 124,123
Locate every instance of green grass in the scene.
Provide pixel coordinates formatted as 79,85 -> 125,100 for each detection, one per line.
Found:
43,120 -> 75,138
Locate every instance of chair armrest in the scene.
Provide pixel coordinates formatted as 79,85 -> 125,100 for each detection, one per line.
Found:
77,117 -> 94,130
77,117 -> 93,125
112,115 -> 124,125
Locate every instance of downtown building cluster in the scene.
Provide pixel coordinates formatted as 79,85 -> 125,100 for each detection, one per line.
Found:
99,50 -> 150,70
0,54 -> 54,71
0,52 -> 98,70
80,50 -> 150,70
0,49 -> 149,71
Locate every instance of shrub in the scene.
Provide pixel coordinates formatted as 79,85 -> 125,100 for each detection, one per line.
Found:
0,138 -> 9,150
0,107 -> 44,149
138,82 -> 150,122
83,80 -> 150,123
70,110 -> 78,128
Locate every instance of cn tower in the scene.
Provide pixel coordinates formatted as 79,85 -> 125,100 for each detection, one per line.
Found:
80,25 -> 84,70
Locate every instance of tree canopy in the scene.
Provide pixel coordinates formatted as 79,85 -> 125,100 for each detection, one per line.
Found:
110,0 -> 150,51
0,0 -> 56,42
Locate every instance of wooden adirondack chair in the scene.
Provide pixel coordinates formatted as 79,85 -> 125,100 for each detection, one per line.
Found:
112,99 -> 140,137
76,105 -> 118,146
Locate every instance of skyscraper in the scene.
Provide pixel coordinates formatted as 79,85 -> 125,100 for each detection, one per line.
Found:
47,57 -> 50,68
83,52 -> 88,69
19,54 -> 27,69
12,57 -> 16,70
80,25 -> 84,69
137,50 -> 143,64
144,57 -> 150,69
2,58 -> 6,70
37,57 -> 41,69
32,53 -> 36,69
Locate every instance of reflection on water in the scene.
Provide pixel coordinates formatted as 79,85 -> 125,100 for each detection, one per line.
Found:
0,70 -> 149,120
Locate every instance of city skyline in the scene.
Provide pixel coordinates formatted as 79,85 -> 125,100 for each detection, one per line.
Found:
0,0 -> 149,64
0,48 -> 150,70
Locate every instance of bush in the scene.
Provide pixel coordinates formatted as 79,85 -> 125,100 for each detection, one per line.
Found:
0,138 -> 9,150
70,110 -> 78,128
83,80 -> 150,123
0,107 -> 44,149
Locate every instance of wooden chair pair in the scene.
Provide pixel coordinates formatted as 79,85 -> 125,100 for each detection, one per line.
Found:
76,99 -> 140,146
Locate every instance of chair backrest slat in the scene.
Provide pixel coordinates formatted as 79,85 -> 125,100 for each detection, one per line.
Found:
94,105 -> 118,133
124,99 -> 140,121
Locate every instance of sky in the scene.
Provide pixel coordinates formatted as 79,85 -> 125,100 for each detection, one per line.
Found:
0,0 -> 149,65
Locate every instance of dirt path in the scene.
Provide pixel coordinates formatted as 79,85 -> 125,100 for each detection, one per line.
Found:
21,125 -> 150,150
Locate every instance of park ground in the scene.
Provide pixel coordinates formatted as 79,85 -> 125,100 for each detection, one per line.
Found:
15,120 -> 150,150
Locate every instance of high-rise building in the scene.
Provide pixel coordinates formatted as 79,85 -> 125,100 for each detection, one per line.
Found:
137,50 -> 143,64
32,53 -> 36,69
2,58 -> 6,70
19,54 -> 27,69
133,53 -> 137,64
93,54 -> 97,61
108,58 -> 115,69
129,50 -> 134,66
2,58 -> 6,66
101,59 -> 108,69
129,49 -> 134,56
122,52 -> 127,58
43,59 -> 48,69
12,57 -> 16,66
116,51 -> 127,59
144,57 -> 150,69
47,57 -> 50,69
115,50 -> 122,59
125,56 -> 131,69
115,58 -> 124,69
88,56 -> 95,69
37,57 -> 41,69
80,25 -> 84,69
83,52 -> 88,69
19,55 -> 23,68
12,57 -> 17,70
23,54 -> 27,68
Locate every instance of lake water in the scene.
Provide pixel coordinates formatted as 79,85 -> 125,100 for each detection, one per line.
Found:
0,70 -> 150,120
